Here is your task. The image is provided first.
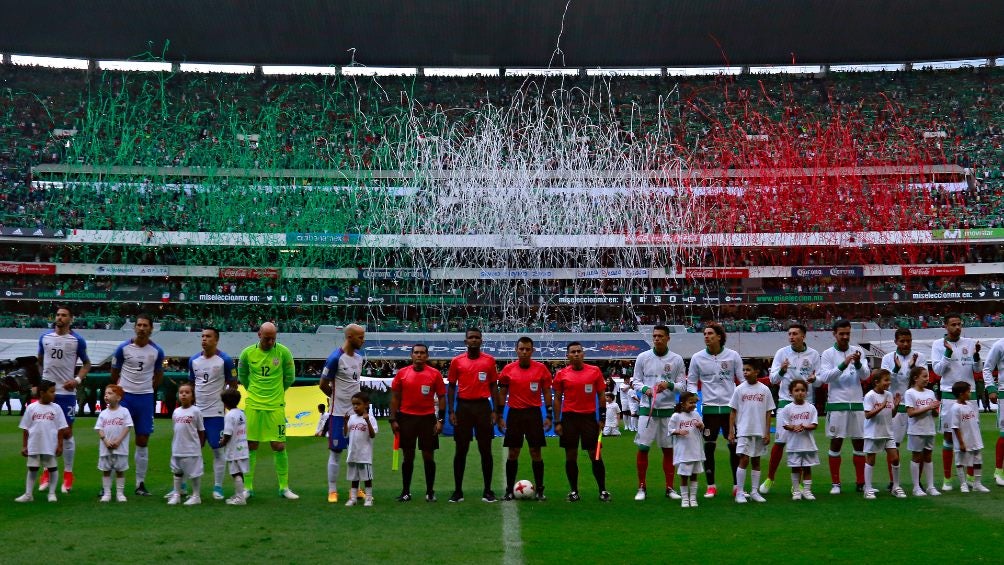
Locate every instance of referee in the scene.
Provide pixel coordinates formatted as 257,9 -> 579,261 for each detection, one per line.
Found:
498,336 -> 552,501
389,344 -> 446,502
447,328 -> 500,503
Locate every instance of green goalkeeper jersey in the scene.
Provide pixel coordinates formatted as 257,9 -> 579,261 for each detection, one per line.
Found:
238,342 -> 296,410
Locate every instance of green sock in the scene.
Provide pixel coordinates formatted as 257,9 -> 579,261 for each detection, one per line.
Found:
246,450 -> 257,492
275,450 -> 289,491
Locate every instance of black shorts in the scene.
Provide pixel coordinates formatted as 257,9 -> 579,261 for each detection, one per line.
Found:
703,412 -> 731,442
558,412 -> 599,451
503,407 -> 546,449
453,398 -> 494,443
398,413 -> 440,452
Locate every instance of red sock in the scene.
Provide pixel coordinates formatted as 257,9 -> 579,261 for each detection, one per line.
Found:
853,454 -> 865,485
996,437 -> 1004,469
767,443 -> 783,481
967,466 -> 974,477
636,451 -> 649,487
662,451 -> 675,489
828,454 -> 841,484
942,449 -> 953,479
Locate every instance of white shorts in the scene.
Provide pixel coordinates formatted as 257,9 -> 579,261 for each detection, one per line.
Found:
826,411 -> 864,439
736,436 -> 767,457
170,455 -> 204,478
228,458 -> 250,475
774,426 -> 789,444
955,449 -> 982,467
941,400 -> 979,433
907,435 -> 935,452
787,451 -> 819,468
98,454 -> 130,472
346,462 -> 373,481
890,411 -> 908,443
675,461 -> 704,476
27,454 -> 57,469
863,439 -> 896,454
634,415 -> 674,449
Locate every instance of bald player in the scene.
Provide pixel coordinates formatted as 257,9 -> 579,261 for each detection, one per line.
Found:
238,322 -> 297,499
319,324 -> 365,503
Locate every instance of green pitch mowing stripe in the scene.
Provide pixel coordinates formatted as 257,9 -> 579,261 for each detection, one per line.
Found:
3,415 -> 1004,563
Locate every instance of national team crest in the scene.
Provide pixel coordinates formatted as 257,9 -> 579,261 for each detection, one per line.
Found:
721,362 -> 728,370
272,358 -> 280,366
663,363 -> 672,372
801,360 -> 809,368
963,348 -> 968,355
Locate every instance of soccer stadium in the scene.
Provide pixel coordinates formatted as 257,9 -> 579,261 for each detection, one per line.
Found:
2,1 -> 1004,562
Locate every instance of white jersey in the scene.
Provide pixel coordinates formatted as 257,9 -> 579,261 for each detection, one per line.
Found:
863,390 -> 895,440
729,381 -> 775,437
948,401 -> 982,451
111,340 -> 165,394
632,348 -> 685,412
345,413 -> 377,464
321,347 -> 365,414
687,347 -> 743,407
669,410 -> 705,464
818,345 -> 869,403
904,387 -> 938,436
171,405 -> 205,457
94,406 -> 133,457
778,402 -> 818,453
931,337 -> 979,395
769,345 -> 821,403
19,402 -> 68,456
222,408 -> 249,461
604,402 -> 619,427
981,339 -> 1004,394
880,349 -> 928,401
189,351 -> 236,417
38,330 -> 90,396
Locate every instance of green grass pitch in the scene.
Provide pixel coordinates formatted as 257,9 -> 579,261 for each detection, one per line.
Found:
4,412 -> 1003,564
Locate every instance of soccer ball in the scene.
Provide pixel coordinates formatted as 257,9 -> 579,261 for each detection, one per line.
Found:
514,480 -> 535,499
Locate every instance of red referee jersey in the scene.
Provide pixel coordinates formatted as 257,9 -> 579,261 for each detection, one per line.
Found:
392,365 -> 446,416
447,352 -> 498,400
500,360 -> 552,409
554,363 -> 604,414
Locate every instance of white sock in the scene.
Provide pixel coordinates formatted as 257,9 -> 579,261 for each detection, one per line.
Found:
803,479 -> 812,492
974,468 -> 982,485
102,475 -> 112,494
791,472 -> 800,491
48,469 -> 58,496
135,446 -> 149,485
349,487 -> 358,500
25,469 -> 37,494
328,451 -> 341,492
173,475 -> 183,494
924,461 -> 935,490
751,470 -> 761,492
891,464 -> 901,489
191,476 -> 201,497
213,448 -> 225,488
864,463 -> 874,491
116,475 -> 125,497
910,461 -> 920,489
736,467 -> 747,494
680,484 -> 688,499
956,466 -> 967,485
234,475 -> 244,497
63,436 -> 75,472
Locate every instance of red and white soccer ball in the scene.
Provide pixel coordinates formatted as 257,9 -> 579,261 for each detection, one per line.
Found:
514,480 -> 535,499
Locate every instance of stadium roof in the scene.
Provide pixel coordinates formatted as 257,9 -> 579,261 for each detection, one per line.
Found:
1,1 -> 1002,68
